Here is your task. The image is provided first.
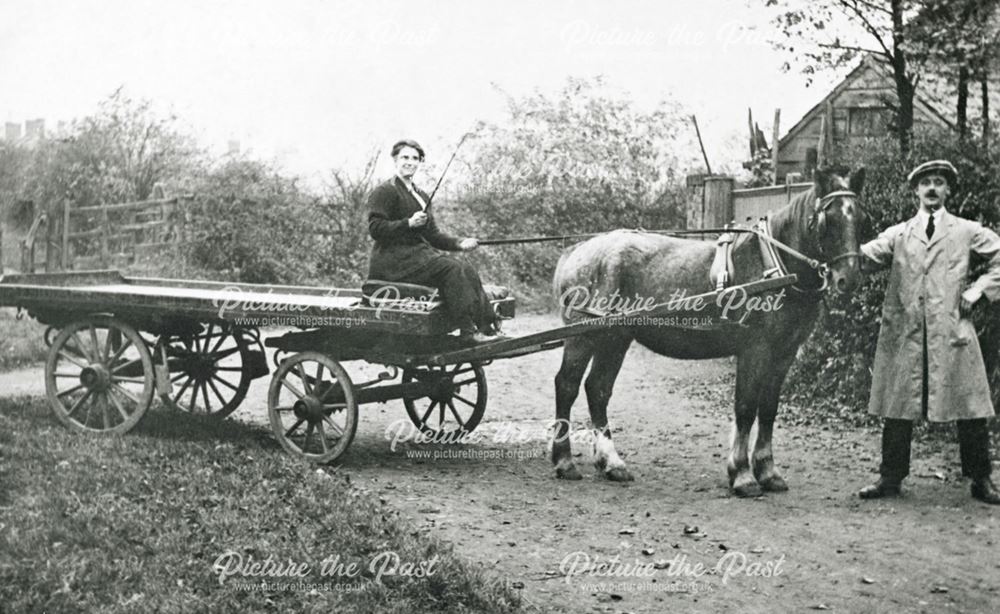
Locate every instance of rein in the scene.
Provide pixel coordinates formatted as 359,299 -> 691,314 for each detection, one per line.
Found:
477,189 -> 861,295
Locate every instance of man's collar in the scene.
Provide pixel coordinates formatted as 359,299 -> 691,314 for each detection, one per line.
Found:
916,206 -> 945,223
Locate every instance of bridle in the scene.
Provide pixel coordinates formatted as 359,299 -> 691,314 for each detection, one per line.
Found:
755,189 -> 863,294
810,188 -> 864,266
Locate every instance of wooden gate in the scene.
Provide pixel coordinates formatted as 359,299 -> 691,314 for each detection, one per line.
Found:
8,191 -> 193,274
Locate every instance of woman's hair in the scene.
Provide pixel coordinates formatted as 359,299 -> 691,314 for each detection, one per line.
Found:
391,139 -> 425,161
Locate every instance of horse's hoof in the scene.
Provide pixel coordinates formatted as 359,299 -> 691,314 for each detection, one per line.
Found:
759,475 -> 788,492
556,464 -> 583,480
605,467 -> 634,482
732,480 -> 763,498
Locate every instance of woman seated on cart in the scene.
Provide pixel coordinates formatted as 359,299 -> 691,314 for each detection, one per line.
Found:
366,139 -> 502,343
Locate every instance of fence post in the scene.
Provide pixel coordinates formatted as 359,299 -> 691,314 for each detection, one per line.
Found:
62,199 -> 71,269
703,176 -> 735,227
100,205 -> 110,267
45,204 -> 57,272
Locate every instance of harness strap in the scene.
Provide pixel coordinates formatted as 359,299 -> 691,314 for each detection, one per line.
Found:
711,232 -> 736,291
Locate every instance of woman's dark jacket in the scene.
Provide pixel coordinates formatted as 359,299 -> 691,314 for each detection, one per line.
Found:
366,176 -> 461,280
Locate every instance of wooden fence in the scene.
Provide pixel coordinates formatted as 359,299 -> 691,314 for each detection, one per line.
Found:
11,193 -> 194,274
686,174 -> 812,230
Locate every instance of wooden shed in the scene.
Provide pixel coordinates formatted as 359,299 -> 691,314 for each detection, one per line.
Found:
775,54 -> 953,182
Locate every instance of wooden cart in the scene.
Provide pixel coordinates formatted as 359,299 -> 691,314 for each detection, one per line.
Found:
0,269 -> 795,463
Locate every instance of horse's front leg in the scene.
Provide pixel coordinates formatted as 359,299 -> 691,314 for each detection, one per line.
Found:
729,350 -> 765,497
752,356 -> 796,492
585,336 -> 634,482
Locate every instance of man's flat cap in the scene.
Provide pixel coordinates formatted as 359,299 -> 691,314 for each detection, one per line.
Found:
907,159 -> 958,188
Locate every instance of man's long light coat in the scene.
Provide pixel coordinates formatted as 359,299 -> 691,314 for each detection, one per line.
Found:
862,210 -> 1000,421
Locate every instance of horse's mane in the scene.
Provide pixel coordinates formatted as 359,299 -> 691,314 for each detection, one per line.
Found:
770,185 -> 816,246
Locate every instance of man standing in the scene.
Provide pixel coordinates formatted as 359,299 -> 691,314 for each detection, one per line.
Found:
859,160 -> 1000,504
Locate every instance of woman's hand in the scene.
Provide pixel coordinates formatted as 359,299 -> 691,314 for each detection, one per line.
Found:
459,238 -> 479,251
408,211 -> 428,228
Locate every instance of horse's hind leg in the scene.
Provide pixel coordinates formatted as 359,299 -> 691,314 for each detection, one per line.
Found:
729,348 -> 766,497
752,353 -> 796,492
584,334 -> 634,482
552,336 -> 594,480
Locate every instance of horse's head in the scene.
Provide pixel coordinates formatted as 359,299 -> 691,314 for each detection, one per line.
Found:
809,165 -> 866,294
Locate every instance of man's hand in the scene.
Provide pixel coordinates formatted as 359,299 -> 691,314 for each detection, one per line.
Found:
459,237 -> 479,251
408,211 -> 428,228
960,288 -> 981,318
960,296 -> 974,318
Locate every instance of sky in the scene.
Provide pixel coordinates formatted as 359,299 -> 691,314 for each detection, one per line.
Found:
0,0 -> 853,184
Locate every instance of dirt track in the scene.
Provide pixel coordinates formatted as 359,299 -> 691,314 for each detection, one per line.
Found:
4,313 -> 999,613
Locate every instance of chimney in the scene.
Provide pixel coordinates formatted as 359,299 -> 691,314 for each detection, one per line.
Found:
4,122 -> 22,140
25,119 -> 45,139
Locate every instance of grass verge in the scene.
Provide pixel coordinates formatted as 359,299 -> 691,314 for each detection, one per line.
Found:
0,396 -> 522,613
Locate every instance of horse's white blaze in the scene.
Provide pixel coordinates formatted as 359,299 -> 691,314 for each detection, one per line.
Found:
592,429 -> 627,471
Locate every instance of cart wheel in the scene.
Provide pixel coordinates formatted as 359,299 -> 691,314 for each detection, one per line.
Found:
157,323 -> 252,418
403,363 -> 487,438
44,317 -> 155,434
268,352 -> 358,464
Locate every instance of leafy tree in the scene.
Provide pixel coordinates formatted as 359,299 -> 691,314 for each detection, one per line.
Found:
446,77 -> 692,288
908,0 -> 1000,140
765,0 -> 925,156
188,157 -> 326,285
318,149 -> 382,284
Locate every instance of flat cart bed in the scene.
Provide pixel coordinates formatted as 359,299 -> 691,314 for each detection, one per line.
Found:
0,269 -> 797,465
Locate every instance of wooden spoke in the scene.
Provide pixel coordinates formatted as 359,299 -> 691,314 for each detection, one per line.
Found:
446,400 -> 465,426
284,418 -> 305,438
56,384 -> 85,398
54,371 -> 80,378
88,326 -> 101,362
208,327 -> 228,354
173,376 -> 195,404
99,393 -> 111,429
110,376 -> 146,384
66,389 -> 93,416
420,400 -> 438,425
206,377 -> 228,407
107,337 -> 134,366
293,363 -> 312,395
302,422 -> 315,452
70,332 -> 94,362
57,350 -> 89,370
107,388 -> 130,420
201,380 -> 213,414
315,421 -> 330,454
111,358 -> 143,374
322,414 -> 344,438
211,374 -> 240,392
188,379 -> 199,412
280,378 -> 305,399
111,383 -> 141,406
453,393 -> 477,408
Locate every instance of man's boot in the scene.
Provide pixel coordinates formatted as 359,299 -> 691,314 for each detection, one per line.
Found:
958,419 -> 1000,505
859,419 -> 912,499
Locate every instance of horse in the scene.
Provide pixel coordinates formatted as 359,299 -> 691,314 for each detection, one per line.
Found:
550,166 -> 866,497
